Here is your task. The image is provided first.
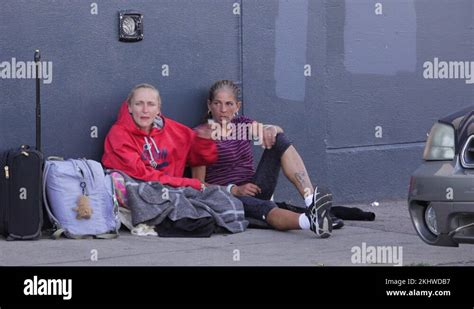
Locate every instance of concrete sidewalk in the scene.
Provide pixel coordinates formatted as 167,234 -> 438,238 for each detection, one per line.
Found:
1,200 -> 473,266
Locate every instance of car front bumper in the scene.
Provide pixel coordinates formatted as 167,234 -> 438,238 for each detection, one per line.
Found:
408,158 -> 474,247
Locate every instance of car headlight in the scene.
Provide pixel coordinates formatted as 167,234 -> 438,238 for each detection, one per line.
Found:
423,122 -> 455,160
424,205 -> 439,236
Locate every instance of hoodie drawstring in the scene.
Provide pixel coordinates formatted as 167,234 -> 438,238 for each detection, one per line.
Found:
144,136 -> 160,169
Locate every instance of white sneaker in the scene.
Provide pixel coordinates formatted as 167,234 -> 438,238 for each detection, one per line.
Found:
131,223 -> 158,236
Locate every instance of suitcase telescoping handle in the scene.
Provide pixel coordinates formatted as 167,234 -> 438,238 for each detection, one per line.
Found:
34,49 -> 41,152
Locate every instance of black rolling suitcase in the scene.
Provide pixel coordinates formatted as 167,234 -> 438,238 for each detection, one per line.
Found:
0,50 -> 44,240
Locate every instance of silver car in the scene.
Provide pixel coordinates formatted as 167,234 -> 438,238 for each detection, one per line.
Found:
409,106 -> 474,247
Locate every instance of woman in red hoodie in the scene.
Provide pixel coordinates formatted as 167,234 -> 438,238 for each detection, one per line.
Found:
102,83 -> 217,190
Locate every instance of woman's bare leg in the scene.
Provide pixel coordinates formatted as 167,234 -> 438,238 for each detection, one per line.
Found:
281,145 -> 314,198
266,208 -> 301,230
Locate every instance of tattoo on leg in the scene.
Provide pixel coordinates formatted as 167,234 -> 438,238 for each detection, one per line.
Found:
295,171 -> 308,189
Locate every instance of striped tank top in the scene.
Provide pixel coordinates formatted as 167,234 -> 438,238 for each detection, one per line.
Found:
205,115 -> 255,186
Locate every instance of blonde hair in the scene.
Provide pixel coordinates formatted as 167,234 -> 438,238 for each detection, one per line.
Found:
127,83 -> 161,105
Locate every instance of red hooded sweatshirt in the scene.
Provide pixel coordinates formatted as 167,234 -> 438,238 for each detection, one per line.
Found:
102,101 -> 217,190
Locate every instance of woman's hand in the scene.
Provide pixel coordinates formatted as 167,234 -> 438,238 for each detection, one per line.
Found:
231,183 -> 262,197
195,123 -> 214,140
261,126 -> 278,149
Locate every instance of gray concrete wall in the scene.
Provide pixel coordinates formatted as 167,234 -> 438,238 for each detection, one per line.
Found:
243,0 -> 473,203
0,0 -> 473,202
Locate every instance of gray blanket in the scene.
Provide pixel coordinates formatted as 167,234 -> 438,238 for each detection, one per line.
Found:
119,173 -> 248,233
